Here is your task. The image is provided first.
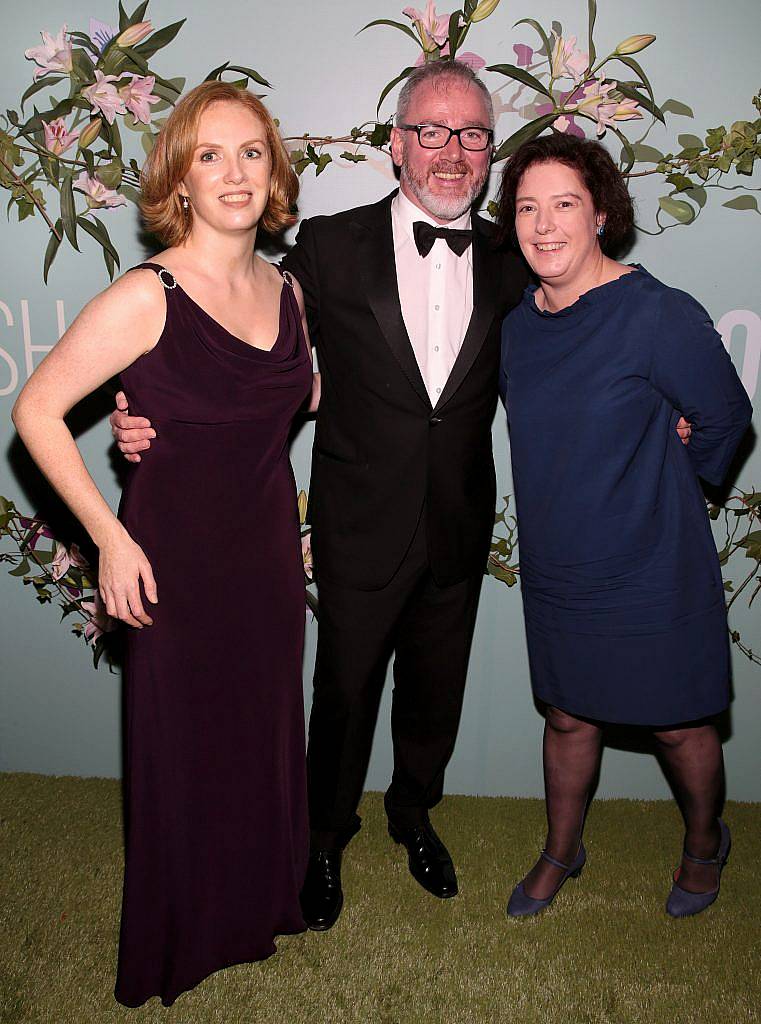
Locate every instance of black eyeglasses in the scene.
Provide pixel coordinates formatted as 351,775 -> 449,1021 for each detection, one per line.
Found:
398,123 -> 494,152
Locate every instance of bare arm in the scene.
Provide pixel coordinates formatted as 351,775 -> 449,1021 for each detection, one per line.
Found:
12,269 -> 166,626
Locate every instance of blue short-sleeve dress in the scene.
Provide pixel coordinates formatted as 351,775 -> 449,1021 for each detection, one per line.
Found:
500,266 -> 752,725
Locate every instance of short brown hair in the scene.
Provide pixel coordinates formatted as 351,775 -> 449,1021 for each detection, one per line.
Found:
140,81 -> 298,246
496,133 -> 634,254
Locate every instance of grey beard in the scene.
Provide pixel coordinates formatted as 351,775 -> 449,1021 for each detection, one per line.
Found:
400,162 -> 488,221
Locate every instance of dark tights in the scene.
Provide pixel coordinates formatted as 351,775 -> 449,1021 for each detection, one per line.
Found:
523,706 -> 725,900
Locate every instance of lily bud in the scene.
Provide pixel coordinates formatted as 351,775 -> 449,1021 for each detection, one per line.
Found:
614,33 -> 656,56
78,117 -> 102,149
470,0 -> 501,23
115,21 -> 153,47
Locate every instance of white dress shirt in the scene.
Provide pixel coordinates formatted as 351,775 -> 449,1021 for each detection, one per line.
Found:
391,190 -> 474,404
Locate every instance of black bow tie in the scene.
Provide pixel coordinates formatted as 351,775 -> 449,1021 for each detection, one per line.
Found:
413,221 -> 473,258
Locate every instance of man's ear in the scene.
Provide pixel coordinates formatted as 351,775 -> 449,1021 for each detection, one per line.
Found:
390,127 -> 405,170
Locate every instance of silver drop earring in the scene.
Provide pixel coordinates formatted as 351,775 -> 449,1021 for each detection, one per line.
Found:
182,195 -> 189,210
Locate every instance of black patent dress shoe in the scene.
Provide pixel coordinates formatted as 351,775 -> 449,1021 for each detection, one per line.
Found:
388,821 -> 458,898
300,850 -> 344,931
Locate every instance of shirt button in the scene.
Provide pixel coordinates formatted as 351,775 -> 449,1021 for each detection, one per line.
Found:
436,387 -> 442,394
434,345 -> 439,352
435,263 -> 441,269
434,304 -> 440,311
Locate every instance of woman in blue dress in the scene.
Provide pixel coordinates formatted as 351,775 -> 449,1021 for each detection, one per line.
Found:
497,134 -> 752,918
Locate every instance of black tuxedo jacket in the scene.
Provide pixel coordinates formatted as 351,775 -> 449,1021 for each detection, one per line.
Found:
282,190 -> 528,591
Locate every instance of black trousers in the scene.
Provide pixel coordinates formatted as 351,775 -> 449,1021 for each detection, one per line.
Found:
307,513 -> 484,851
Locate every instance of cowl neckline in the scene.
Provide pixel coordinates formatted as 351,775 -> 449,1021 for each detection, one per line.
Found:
523,263 -> 646,329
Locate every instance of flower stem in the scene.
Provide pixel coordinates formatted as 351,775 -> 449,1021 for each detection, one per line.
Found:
0,154 -> 62,240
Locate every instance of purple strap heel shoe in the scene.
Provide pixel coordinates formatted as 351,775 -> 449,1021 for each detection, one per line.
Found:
666,818 -> 731,918
507,843 -> 586,918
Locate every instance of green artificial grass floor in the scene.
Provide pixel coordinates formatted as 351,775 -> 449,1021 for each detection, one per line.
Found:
1,773 -> 759,1024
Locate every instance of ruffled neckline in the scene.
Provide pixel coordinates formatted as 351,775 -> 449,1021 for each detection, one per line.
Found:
523,263 -> 646,326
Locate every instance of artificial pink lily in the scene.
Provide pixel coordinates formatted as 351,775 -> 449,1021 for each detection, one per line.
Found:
550,33 -> 589,84
25,24 -> 73,80
82,70 -> 127,125
74,172 -> 127,211
42,117 -> 80,156
593,97 -> 643,135
115,21 -> 153,47
302,532 -> 313,581
414,49 -> 485,69
50,541 -> 88,581
118,74 -> 160,125
403,1 -> 456,50
82,591 -> 116,643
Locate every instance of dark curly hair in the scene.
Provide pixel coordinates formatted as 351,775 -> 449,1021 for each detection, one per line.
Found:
496,133 -> 635,255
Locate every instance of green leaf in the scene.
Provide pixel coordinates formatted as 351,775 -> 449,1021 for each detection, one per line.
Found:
226,65 -> 272,89
611,55 -> 658,109
485,64 -> 552,99
153,77 -> 184,102
96,159 -> 122,188
376,67 -> 416,117
722,195 -> 760,214
493,112 -> 557,162
704,126 -> 726,152
70,48 -> 95,83
60,174 -> 79,250
340,151 -> 367,163
40,155 -> 60,188
134,19 -> 186,59
43,219 -> 63,283
675,146 -> 703,162
587,0 -> 597,68
678,133 -> 703,151
448,10 -> 461,58
666,172 -> 695,192
315,153 -> 332,176
116,45 -> 151,75
660,98 -> 694,118
103,246 -> 116,280
358,18 -> 420,45
119,182 -> 142,205
632,142 -> 664,163
205,62 -> 230,81
8,558 -> 30,577
513,18 -> 553,62
368,122 -> 393,147
20,77 -> 61,111
614,81 -> 664,124
610,126 -> 634,173
658,195 -> 695,224
77,214 -> 122,267
736,151 -> 755,175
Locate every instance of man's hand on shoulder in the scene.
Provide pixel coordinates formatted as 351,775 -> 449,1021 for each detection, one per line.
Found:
110,391 -> 155,463
676,415 -> 692,445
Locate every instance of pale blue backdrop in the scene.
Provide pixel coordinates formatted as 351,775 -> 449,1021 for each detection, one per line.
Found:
1,0 -> 760,799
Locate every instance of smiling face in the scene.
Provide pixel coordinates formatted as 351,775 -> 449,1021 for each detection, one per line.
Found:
514,160 -> 605,285
179,100 -> 272,237
391,78 -> 492,223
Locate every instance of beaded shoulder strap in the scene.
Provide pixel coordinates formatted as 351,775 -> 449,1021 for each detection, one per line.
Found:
280,269 -> 295,288
134,261 -> 177,290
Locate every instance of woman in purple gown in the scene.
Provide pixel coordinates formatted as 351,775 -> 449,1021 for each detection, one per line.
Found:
13,81 -> 317,1006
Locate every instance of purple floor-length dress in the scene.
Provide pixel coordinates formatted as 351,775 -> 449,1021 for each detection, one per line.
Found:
114,263 -> 311,1007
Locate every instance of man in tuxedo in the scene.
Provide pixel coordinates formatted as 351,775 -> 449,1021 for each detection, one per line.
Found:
111,60 -> 528,930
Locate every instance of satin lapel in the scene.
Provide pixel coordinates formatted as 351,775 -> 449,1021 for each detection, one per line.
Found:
353,194 -> 432,410
434,219 -> 500,411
